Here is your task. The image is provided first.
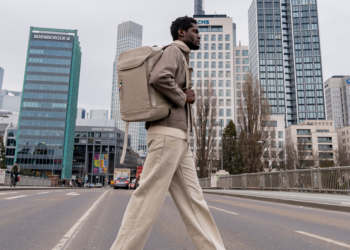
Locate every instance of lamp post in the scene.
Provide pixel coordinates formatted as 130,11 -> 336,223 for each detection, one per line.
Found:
214,121 -> 223,171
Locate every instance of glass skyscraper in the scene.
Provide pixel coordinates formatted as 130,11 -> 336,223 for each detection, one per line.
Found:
248,0 -> 325,127
15,27 -> 82,178
110,21 -> 147,154
194,0 -> 205,15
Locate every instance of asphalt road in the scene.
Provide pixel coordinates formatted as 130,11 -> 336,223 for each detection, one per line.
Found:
1,188 -> 350,250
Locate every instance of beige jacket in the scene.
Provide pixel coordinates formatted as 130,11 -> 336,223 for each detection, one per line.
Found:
146,42 -> 193,132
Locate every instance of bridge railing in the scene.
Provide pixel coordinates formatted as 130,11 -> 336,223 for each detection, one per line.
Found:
199,166 -> 350,193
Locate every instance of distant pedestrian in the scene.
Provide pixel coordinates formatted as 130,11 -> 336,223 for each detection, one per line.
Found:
69,178 -> 72,187
62,178 -> 66,187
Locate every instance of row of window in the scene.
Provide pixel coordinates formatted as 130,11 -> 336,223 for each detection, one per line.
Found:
25,83 -> 69,91
190,61 -> 233,69
298,112 -> 325,120
15,158 -> 63,165
74,138 -> 121,145
296,77 -> 323,84
28,57 -> 71,65
298,105 -> 324,112
21,120 -> 66,127
21,110 -> 66,118
236,66 -> 250,73
194,71 -> 232,78
199,43 -> 231,51
23,101 -> 67,109
75,131 -> 119,138
18,139 -> 64,146
17,148 -> 63,156
218,109 -> 232,117
29,49 -> 72,57
197,89 -> 232,97
26,75 -> 70,83
190,52 -> 231,60
195,80 -> 232,88
7,130 -> 17,137
30,40 -> 73,48
19,129 -> 65,137
292,0 -> 317,6
198,26 -> 223,32
24,92 -> 68,100
201,34 -> 230,42
27,66 -> 70,74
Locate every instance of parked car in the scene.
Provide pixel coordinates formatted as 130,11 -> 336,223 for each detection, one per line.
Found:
89,183 -> 95,188
129,179 -> 137,190
95,183 -> 103,188
114,177 -> 129,189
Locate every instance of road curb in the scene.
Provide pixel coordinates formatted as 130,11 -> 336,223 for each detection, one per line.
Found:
0,187 -> 76,191
203,191 -> 350,213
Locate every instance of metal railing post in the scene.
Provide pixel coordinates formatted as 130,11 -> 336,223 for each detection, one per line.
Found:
285,170 -> 290,191
311,169 -> 314,192
318,169 -> 322,193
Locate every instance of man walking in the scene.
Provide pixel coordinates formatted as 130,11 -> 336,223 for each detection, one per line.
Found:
10,162 -> 20,184
111,16 -> 225,250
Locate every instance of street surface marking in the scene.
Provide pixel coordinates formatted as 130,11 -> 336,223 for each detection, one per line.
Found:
208,206 -> 239,215
296,231 -> 350,249
0,192 -> 18,195
52,190 -> 109,250
5,195 -> 28,200
66,192 -> 79,196
38,192 -> 49,194
341,202 -> 350,205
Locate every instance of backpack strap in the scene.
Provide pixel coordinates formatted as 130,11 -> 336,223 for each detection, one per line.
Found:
120,122 -> 129,164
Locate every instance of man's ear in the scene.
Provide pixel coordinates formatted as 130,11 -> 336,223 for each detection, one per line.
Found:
178,29 -> 185,39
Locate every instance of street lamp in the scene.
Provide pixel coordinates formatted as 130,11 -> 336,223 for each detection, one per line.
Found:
214,121 -> 223,171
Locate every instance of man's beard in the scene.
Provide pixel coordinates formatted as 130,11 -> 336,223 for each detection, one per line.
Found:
188,43 -> 200,50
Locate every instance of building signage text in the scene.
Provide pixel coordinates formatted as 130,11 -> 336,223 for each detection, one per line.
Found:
33,34 -> 71,41
347,78 -> 350,84
197,20 -> 209,25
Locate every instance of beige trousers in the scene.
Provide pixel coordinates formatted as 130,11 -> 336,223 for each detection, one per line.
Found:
111,133 -> 225,250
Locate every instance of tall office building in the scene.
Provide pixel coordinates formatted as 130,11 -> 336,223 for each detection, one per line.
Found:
0,67 -> 4,92
324,76 -> 350,130
110,21 -> 145,154
248,0 -> 325,127
191,14 -> 236,149
233,45 -> 250,126
194,0 -> 205,15
15,27 -> 82,178
232,23 -> 237,47
90,109 -> 108,119
77,108 -> 86,119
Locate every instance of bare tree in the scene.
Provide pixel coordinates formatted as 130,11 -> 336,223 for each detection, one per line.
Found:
237,73 -> 271,173
285,138 -> 317,169
192,79 -> 218,178
334,148 -> 350,166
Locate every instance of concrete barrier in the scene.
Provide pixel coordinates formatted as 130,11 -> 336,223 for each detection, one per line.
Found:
2,174 -> 51,187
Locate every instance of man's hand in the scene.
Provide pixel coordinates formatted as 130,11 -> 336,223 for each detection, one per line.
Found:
184,89 -> 195,104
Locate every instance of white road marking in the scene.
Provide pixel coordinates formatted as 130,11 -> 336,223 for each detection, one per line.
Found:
5,195 -> 28,200
296,231 -> 350,249
341,202 -> 350,205
66,192 -> 79,196
38,192 -> 49,194
52,190 -> 109,250
208,206 -> 239,215
0,192 -> 18,195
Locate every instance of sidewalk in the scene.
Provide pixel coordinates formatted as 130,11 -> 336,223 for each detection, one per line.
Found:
203,189 -> 350,213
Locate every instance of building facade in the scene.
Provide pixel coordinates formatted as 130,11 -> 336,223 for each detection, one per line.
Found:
233,45 -> 250,125
0,90 -> 22,113
0,67 -> 4,92
286,120 -> 337,168
77,108 -> 86,119
249,0 -> 325,127
191,15 -> 236,129
194,0 -> 205,15
90,109 -> 108,119
337,126 -> 350,158
324,76 -> 350,130
110,21 -> 145,154
15,27 -> 82,179
74,119 -> 135,185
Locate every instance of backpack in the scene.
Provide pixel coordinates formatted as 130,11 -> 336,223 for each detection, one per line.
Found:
13,165 -> 18,173
117,45 -> 192,164
117,46 -> 181,164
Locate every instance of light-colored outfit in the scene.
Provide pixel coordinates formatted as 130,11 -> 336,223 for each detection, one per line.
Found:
111,41 -> 225,250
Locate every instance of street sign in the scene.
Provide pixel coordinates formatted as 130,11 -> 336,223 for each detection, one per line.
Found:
85,176 -> 88,181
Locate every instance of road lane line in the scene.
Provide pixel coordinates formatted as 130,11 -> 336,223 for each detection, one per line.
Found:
208,206 -> 239,215
296,231 -> 350,249
5,195 -> 28,200
52,190 -> 109,250
0,192 -> 18,195
38,192 -> 49,194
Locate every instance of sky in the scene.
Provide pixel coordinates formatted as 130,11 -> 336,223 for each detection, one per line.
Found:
0,0 -> 349,115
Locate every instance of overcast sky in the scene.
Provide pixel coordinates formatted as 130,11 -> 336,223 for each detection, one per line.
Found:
1,0 -> 349,114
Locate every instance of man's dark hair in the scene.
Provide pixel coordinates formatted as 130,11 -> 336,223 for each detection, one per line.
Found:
15,161 -> 18,164
170,16 -> 198,41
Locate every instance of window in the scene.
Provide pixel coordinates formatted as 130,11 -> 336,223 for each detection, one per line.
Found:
218,44 -> 223,50
219,89 -> 224,96
278,141 -> 284,149
211,44 -> 216,50
218,52 -> 223,59
219,80 -> 224,87
225,43 -> 230,50
211,35 -> 216,41
218,71 -> 223,78
243,58 -> 249,64
297,129 -> 311,135
236,58 -> 240,64
197,53 -> 202,59
226,90 -> 231,96
236,66 -> 241,72
204,62 -> 209,68
236,50 -> 240,56
204,52 -> 209,59
204,35 -> 209,41
318,137 -> 332,143
218,35 -> 223,41
219,99 -> 224,106
219,109 -> 224,116
204,44 -> 209,50
211,52 -> 216,59
243,66 -> 249,72
226,71 -> 231,77
278,131 -> 283,138
225,62 -> 231,68
211,61 -> 216,68
226,99 -> 231,106
225,52 -> 230,59
197,62 -> 202,68
226,109 -> 231,116
226,80 -> 231,87
225,34 -> 230,41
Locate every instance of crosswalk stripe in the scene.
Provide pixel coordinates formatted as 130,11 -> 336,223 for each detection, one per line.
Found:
5,195 -> 28,200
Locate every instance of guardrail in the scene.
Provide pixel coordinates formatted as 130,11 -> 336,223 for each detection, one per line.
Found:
199,166 -> 350,193
2,174 -> 51,187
